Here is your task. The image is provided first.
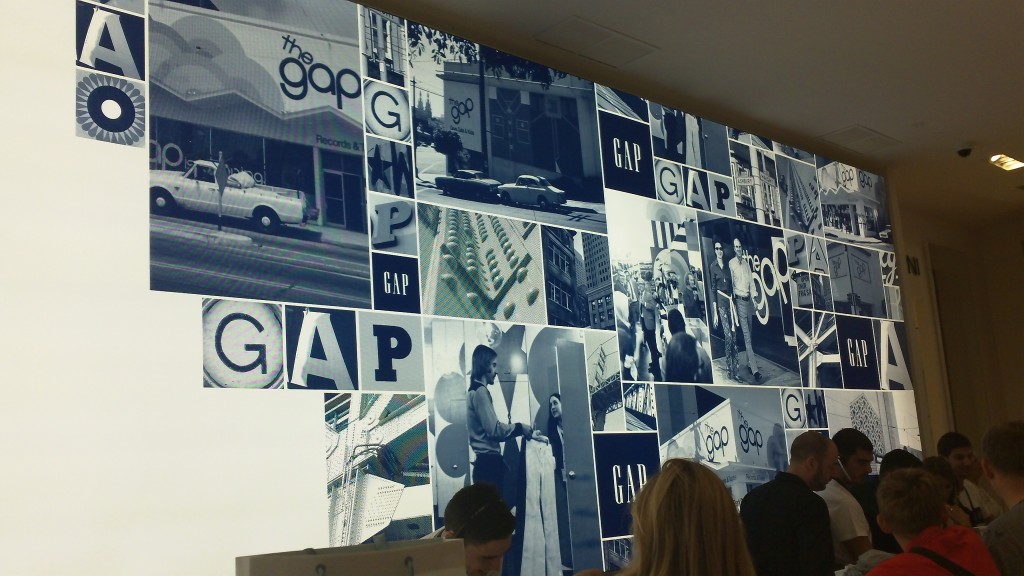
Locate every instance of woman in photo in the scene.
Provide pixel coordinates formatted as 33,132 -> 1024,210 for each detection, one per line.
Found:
547,393 -> 573,573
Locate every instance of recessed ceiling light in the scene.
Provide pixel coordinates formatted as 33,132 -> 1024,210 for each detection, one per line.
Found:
989,154 -> 1024,171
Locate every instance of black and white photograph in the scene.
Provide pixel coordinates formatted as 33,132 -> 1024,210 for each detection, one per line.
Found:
368,192 -> 418,256
586,330 -> 625,432
596,83 -> 648,122
823,389 -> 922,460
423,319 -> 602,576
602,537 -> 633,573
817,159 -> 893,250
76,1 -> 145,81
285,305 -> 359,390
874,319 -> 913,391
599,110 -> 656,199
366,135 -> 415,198
88,0 -> 144,14
728,129 -> 774,152
409,23 -> 607,234
325,391 -> 432,546
827,241 -> 886,318
880,250 -> 903,321
593,432 -> 660,539
650,103 -> 731,176
773,141 -> 815,164
654,384 -> 789,506
360,7 -> 407,87
148,1 -> 373,309
794,310 -> 844,389
606,191 -> 713,384
729,140 -> 783,227
542,226 -> 613,329
776,154 -> 824,236
785,230 -> 830,274
364,79 -> 412,143
202,298 -> 284,389
622,382 -> 656,431
75,69 -> 146,148
357,310 -> 425,392
791,271 -> 834,313
780,387 -> 829,430
371,251 -> 421,314
698,213 -> 801,386
654,158 -> 737,217
418,204 -> 547,323
834,315 -> 881,390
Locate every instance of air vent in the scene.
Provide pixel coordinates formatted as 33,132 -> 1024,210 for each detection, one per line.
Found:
818,125 -> 901,154
534,16 -> 657,68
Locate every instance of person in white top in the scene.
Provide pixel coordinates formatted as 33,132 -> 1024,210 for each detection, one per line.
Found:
728,237 -> 761,382
816,427 -> 874,567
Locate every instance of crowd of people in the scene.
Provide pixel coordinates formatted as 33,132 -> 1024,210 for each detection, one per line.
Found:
613,262 -> 713,385
439,420 -> 1024,576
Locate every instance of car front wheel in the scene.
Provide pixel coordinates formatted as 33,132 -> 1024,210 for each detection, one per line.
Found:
537,196 -> 550,211
253,207 -> 281,234
151,188 -> 175,214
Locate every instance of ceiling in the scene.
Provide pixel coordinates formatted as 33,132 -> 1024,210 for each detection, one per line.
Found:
362,0 -> 1024,225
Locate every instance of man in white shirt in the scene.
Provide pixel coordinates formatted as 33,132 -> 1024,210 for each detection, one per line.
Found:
816,427 -> 873,567
728,237 -> 761,382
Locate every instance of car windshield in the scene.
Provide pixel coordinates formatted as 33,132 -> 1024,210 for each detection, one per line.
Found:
537,177 -> 551,186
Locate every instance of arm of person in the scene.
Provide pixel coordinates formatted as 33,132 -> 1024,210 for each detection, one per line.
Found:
840,536 -> 872,564
469,387 -> 528,441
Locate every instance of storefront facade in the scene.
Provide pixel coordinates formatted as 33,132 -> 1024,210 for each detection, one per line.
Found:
149,2 -> 368,231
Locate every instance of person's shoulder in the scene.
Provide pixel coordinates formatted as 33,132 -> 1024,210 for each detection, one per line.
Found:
985,502 -> 1024,541
867,552 -> 922,575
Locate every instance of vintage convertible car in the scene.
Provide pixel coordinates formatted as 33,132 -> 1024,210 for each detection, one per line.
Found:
434,169 -> 502,202
149,160 -> 317,233
497,175 -> 567,209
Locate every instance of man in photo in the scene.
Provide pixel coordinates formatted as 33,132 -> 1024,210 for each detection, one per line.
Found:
937,431 -> 1001,526
817,428 -> 874,567
980,420 -> 1024,575
466,345 -> 545,491
740,430 -> 837,576
430,483 -> 517,576
869,468 -> 1000,575
638,269 -> 664,381
729,237 -> 761,382
709,240 -> 738,380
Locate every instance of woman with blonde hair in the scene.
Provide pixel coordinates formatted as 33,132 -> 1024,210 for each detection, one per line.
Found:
616,458 -> 755,576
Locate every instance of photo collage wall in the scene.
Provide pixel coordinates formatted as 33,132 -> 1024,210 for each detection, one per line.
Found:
74,0 -> 917,572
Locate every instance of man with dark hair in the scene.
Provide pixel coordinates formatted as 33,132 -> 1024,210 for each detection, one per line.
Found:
851,448 -> 923,554
870,468 -> 1000,575
740,431 -> 836,575
980,420 -> 1024,575
817,428 -> 874,567
937,431 -> 999,526
433,483 -> 517,576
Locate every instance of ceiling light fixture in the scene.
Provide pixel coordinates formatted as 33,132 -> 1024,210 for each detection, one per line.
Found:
989,154 -> 1024,171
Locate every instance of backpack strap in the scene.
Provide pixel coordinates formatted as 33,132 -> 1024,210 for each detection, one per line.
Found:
908,546 -> 974,576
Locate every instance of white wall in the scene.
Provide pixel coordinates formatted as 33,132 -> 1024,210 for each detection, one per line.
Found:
2,5 -> 328,575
